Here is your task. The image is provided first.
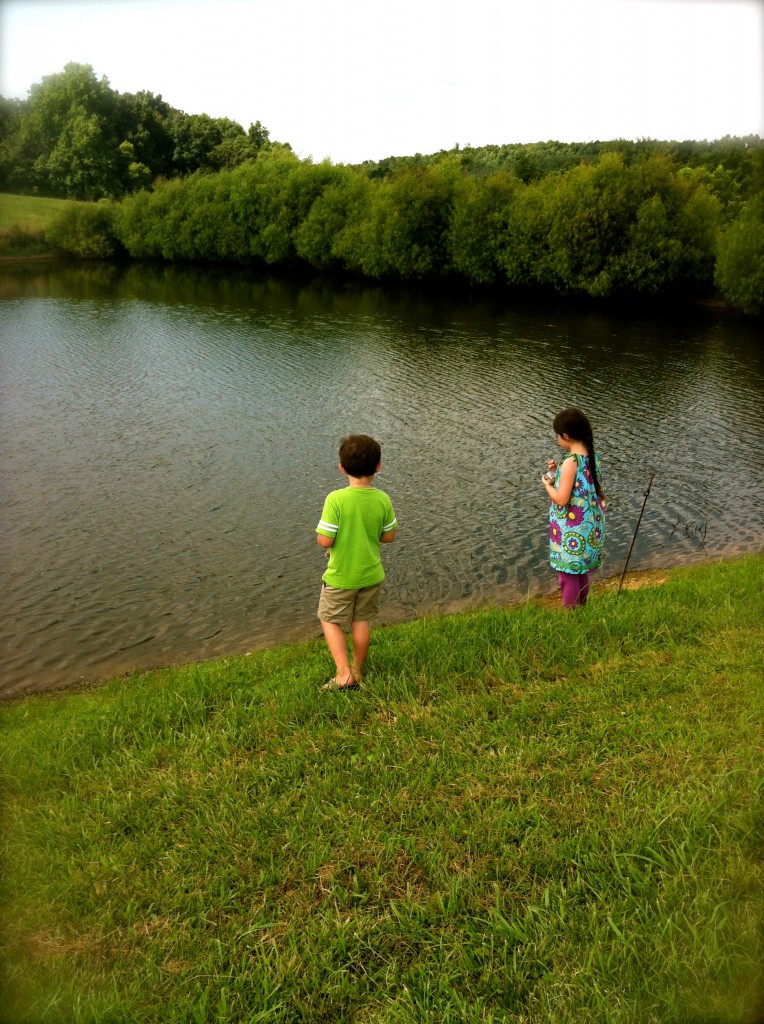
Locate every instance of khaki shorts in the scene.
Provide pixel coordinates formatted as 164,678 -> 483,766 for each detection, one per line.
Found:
317,583 -> 381,630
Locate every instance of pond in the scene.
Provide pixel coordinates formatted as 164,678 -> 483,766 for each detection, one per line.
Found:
1,262 -> 762,698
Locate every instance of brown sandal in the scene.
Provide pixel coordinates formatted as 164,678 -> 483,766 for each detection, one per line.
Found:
321,676 -> 359,691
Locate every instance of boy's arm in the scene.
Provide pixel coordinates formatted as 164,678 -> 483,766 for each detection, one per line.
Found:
316,497 -> 339,548
380,502 -> 397,543
380,501 -> 399,544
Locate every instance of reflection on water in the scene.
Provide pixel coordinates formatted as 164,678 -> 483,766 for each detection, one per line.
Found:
1,262 -> 762,697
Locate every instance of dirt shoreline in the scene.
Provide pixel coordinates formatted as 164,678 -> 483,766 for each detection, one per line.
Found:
0,253 -> 62,264
5,555 -> 759,704
532,566 -> 673,609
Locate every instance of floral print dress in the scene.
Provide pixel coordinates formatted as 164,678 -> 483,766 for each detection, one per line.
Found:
549,453 -> 605,574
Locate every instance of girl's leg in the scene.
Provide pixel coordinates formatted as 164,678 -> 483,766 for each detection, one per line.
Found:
579,568 -> 597,606
558,572 -> 580,609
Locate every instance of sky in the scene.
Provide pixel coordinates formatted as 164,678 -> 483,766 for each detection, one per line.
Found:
1,0 -> 762,165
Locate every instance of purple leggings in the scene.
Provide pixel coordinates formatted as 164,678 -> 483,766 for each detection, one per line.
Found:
558,570 -> 594,608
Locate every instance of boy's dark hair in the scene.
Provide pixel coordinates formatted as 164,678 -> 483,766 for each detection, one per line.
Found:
339,435 -> 382,478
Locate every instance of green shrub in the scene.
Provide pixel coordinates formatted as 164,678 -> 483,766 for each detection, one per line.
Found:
45,200 -> 121,258
0,223 -> 47,256
714,195 -> 764,313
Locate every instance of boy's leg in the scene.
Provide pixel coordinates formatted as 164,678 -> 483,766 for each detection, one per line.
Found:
349,585 -> 380,679
320,621 -> 354,685
350,620 -> 370,679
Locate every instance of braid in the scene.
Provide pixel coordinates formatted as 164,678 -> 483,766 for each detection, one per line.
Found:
585,437 -> 603,499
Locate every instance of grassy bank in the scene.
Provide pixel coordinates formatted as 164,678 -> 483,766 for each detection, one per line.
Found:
1,556 -> 762,1023
0,193 -> 68,257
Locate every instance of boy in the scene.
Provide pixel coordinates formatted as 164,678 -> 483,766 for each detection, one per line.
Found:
315,434 -> 397,690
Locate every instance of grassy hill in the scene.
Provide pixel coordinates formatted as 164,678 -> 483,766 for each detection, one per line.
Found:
0,193 -> 69,257
1,555 -> 762,1023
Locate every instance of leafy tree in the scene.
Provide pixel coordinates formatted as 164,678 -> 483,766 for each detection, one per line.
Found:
151,174 -> 241,262
0,95 -> 20,137
132,177 -> 187,259
117,142 -> 153,191
618,194 -> 685,295
506,153 -> 721,299
512,146 -> 543,184
0,96 -> 25,191
672,183 -> 721,286
354,162 -> 459,280
164,173 -> 246,261
113,176 -> 217,260
715,195 -> 764,313
542,153 -> 638,296
293,164 -> 370,270
325,173 -> 375,272
207,133 -> 254,171
248,120 -> 271,151
614,158 -> 721,295
113,187 -> 157,258
449,172 -> 518,284
16,63 -> 122,199
0,64 -> 275,198
499,180 -> 553,289
227,150 -> 331,265
169,113 -> 254,176
678,163 -> 740,216
115,90 -> 174,182
204,123 -> 270,172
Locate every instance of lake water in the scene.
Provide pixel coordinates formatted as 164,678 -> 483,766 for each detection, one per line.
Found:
1,262 -> 762,698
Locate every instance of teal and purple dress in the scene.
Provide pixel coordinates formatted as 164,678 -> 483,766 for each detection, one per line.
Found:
549,453 -> 606,574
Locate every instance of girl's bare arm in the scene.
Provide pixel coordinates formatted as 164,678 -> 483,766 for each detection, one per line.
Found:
542,457 -> 577,506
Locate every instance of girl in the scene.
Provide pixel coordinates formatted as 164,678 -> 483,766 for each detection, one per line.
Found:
541,407 -> 606,608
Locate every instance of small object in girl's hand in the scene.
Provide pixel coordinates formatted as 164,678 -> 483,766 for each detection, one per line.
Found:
543,471 -> 555,483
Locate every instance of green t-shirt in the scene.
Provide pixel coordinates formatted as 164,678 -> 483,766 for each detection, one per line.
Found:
316,486 -> 397,590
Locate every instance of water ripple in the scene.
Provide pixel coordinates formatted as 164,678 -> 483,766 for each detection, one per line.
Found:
1,270 -> 762,697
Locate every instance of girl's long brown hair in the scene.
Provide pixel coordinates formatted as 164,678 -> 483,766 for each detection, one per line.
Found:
553,408 -> 604,499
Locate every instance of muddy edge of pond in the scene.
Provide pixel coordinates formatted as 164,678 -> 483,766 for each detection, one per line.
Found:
5,554 -> 759,704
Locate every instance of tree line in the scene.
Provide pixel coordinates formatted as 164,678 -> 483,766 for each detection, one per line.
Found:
3,63 -> 762,312
43,145 -> 763,312
0,62 -> 274,200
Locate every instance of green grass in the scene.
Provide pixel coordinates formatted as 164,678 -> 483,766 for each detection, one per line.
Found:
0,193 -> 69,231
1,556 -> 762,1023
0,193 -> 69,256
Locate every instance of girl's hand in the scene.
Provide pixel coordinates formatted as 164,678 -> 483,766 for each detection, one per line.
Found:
545,456 -> 577,506
547,459 -> 557,473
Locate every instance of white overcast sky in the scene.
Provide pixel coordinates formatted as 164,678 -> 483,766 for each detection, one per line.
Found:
1,0 -> 762,164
